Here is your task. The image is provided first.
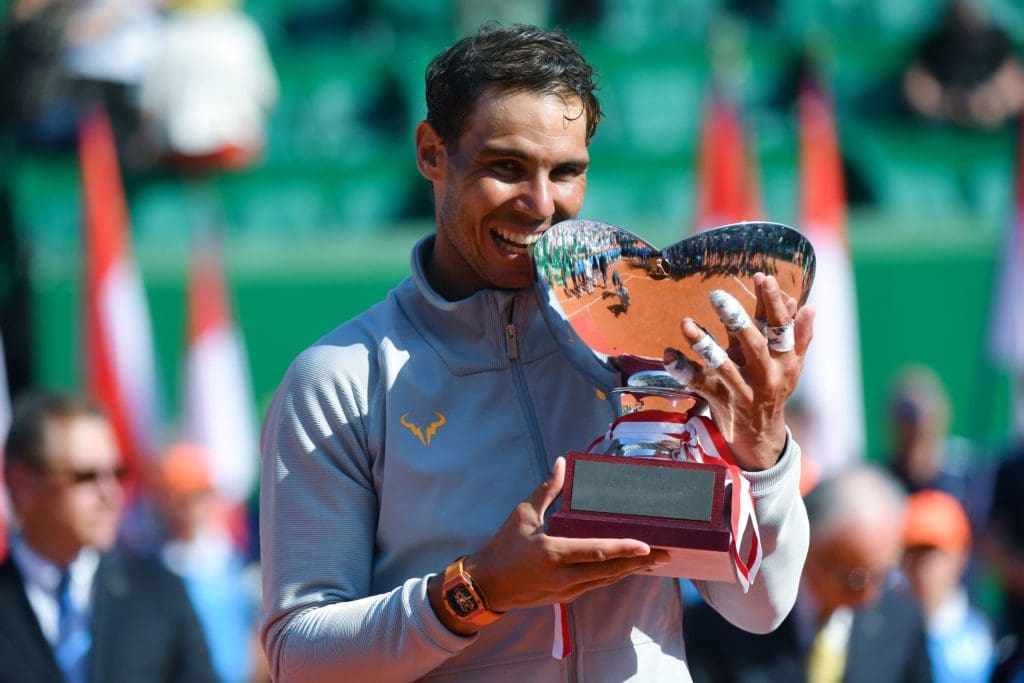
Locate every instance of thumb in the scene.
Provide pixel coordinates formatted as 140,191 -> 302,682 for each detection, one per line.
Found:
527,456 -> 565,518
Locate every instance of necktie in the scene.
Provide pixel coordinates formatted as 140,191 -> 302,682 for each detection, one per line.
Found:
54,571 -> 91,683
807,621 -> 846,683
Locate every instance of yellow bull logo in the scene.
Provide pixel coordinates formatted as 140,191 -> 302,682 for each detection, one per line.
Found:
400,412 -> 447,447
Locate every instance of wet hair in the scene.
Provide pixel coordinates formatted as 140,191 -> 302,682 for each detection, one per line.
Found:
4,390 -> 106,473
424,22 -> 602,149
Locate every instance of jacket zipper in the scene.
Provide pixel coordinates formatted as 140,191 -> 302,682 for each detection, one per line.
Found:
504,296 -> 577,683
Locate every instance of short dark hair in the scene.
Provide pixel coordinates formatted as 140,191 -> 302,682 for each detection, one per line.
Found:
4,390 -> 106,473
424,23 -> 602,149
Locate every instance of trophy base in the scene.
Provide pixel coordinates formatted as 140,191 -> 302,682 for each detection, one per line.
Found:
548,452 -> 736,582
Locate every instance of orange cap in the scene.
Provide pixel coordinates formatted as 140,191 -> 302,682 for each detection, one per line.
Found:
903,489 -> 971,553
158,443 -> 213,496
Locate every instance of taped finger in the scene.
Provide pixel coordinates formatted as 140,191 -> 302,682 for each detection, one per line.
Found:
692,334 -> 729,369
663,348 -> 697,385
766,320 -> 795,352
710,290 -> 753,332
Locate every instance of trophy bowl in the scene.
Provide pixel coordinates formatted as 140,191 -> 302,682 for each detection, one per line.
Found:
533,219 -> 815,583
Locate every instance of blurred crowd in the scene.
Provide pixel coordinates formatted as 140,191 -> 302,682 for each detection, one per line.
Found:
1,0 -> 278,173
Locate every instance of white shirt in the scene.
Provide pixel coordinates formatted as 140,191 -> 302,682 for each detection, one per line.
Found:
9,536 -> 100,646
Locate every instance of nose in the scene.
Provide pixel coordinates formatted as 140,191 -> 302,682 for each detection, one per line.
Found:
95,469 -> 125,505
516,174 -> 556,221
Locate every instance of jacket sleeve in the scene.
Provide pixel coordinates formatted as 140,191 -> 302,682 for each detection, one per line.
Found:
259,345 -> 474,682
691,431 -> 810,634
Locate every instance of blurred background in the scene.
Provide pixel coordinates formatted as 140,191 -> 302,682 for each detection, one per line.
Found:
3,0 -> 1023,454
2,0 -> 1024,679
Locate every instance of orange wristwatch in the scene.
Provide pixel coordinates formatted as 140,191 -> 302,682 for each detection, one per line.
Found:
441,555 -> 503,626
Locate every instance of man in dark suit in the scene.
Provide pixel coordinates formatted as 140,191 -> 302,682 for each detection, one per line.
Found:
0,390 -> 217,683
685,466 -> 932,683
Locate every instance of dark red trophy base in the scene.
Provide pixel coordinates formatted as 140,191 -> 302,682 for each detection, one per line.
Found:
548,451 -> 736,582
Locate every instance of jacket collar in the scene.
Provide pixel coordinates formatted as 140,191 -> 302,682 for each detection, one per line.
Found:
395,235 -> 617,388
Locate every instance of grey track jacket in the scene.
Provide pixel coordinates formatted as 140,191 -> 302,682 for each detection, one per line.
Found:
259,236 -> 810,682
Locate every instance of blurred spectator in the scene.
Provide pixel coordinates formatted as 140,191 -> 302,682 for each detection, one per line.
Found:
0,0 -> 78,150
153,442 -> 261,683
64,0 -> 164,166
902,0 -> 1024,130
0,390 -> 216,682
901,489 -> 996,683
984,444 -> 1024,683
685,466 -> 931,683
884,365 -> 990,532
138,0 -> 278,172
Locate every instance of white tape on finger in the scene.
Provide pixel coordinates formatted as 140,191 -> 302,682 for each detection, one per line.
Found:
710,290 -> 752,332
664,354 -> 697,385
692,335 -> 728,369
766,321 -> 795,352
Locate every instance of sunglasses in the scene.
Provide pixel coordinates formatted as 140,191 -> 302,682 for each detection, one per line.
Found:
48,466 -> 129,486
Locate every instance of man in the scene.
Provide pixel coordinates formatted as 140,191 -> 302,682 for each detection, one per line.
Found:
983,444 -> 1024,683
261,23 -> 814,682
902,490 -> 994,683
0,391 -> 217,683
685,466 -> 932,683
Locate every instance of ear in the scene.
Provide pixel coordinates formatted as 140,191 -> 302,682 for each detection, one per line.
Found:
415,121 -> 446,182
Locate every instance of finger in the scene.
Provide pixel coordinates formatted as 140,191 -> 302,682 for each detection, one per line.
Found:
663,347 -> 697,386
793,304 -> 815,357
759,276 -> 798,355
528,457 -> 565,517
554,537 -> 653,564
786,297 -> 798,318
760,275 -> 790,327
559,553 -> 673,600
709,290 -> 768,371
753,272 -> 767,323
681,319 -> 728,369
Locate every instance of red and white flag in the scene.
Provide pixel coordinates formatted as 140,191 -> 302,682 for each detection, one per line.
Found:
80,107 -> 161,473
694,88 -> 762,233
794,78 -> 865,476
182,234 -> 258,504
0,327 -> 11,561
989,115 -> 1024,433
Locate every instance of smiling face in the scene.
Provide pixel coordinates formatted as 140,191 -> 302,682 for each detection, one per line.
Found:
416,88 -> 590,300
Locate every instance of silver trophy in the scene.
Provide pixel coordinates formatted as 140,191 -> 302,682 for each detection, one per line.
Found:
533,219 -> 815,583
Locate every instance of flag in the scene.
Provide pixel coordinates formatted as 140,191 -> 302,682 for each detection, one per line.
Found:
182,232 -> 259,505
0,327 -> 11,561
794,77 -> 865,476
988,115 -> 1024,433
80,107 -> 161,473
694,87 -> 762,233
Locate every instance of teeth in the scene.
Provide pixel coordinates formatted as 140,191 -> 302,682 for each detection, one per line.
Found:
495,228 -> 542,248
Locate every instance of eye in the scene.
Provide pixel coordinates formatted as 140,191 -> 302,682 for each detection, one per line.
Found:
490,159 -> 523,175
552,163 -> 586,181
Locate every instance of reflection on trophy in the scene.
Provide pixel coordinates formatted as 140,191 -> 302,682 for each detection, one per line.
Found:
533,219 -> 815,586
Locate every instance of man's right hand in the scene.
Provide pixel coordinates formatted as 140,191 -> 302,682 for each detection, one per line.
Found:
429,457 -> 670,635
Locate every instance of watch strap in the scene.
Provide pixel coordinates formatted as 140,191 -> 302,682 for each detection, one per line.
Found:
441,555 -> 502,626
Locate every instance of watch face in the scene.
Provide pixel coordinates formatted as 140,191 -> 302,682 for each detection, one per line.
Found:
446,583 -> 480,618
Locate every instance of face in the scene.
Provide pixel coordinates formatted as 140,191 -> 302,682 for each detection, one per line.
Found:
417,89 -> 590,300
14,415 -> 125,565
803,520 -> 903,618
901,545 -> 966,615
